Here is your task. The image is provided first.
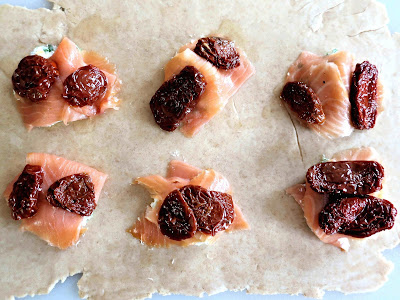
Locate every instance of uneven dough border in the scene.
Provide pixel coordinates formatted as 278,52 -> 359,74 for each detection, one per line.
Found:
0,1 -> 399,299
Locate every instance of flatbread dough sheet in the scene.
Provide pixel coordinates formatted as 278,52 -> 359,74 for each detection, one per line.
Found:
0,0 -> 399,299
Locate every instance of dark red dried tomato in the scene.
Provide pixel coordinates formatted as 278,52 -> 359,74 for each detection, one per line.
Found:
194,37 -> 240,69
306,161 -> 384,195
281,82 -> 325,124
62,65 -> 108,107
46,173 -> 96,216
8,164 -> 44,220
158,189 -> 197,241
150,66 -> 206,131
12,55 -> 59,102
319,195 -> 397,238
350,61 -> 378,130
180,185 -> 234,235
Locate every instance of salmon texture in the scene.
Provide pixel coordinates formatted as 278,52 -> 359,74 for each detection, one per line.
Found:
286,147 -> 384,251
4,153 -> 108,249
160,37 -> 255,137
128,160 -> 249,247
15,37 -> 121,130
285,51 -> 383,139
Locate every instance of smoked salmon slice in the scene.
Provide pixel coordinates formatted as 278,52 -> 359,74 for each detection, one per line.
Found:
286,147 -> 384,251
285,51 -> 383,138
4,153 -> 108,249
15,37 -> 121,131
162,37 -> 255,137
128,160 -> 249,247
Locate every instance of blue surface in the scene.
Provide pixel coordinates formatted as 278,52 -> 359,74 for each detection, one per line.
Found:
0,0 -> 398,299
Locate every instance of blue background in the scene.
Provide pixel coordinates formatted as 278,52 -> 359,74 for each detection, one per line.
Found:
0,0 -> 398,299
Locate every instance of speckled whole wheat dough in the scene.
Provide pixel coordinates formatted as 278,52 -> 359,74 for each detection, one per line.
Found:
0,0 -> 399,299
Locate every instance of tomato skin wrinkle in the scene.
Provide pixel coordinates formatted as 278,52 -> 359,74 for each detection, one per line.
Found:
63,65 -> 108,107
194,36 -> 240,70
46,173 -> 96,216
319,195 -> 397,238
180,185 -> 234,235
306,161 -> 384,195
150,66 -> 206,132
158,185 -> 235,240
350,61 -> 378,130
281,81 -> 325,125
8,164 -> 44,220
158,189 -> 197,241
12,55 -> 59,102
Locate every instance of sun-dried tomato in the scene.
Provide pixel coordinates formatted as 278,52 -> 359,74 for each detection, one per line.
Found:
306,161 -> 384,195
194,37 -> 240,69
12,55 -> 59,102
158,189 -> 198,241
281,82 -> 325,124
350,61 -> 378,130
46,173 -> 96,216
150,66 -> 206,131
319,195 -> 397,238
180,185 -> 234,235
8,164 -> 44,220
62,65 -> 108,107
158,185 -> 235,240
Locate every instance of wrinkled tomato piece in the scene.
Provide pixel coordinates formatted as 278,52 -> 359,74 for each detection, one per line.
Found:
158,185 -> 235,240
306,161 -> 384,195
319,195 -> 397,238
194,36 -> 240,70
281,82 -> 325,124
12,55 -> 59,102
350,61 -> 378,130
46,173 -> 96,216
150,66 -> 206,131
8,164 -> 44,220
158,189 -> 197,241
63,65 -> 108,107
180,185 -> 234,235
